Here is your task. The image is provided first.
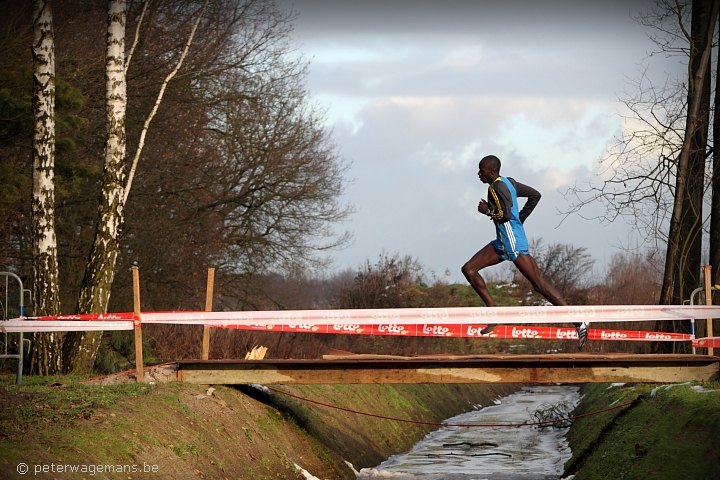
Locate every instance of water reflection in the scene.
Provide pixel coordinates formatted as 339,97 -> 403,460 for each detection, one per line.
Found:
357,385 -> 580,480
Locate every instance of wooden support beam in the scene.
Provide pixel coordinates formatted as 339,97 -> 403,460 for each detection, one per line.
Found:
132,266 -> 144,383
201,267 -> 215,360
177,354 -> 720,385
703,265 -> 715,356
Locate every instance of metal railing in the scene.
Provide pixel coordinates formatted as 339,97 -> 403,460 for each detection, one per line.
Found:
1,272 -> 28,383
688,285 -> 719,354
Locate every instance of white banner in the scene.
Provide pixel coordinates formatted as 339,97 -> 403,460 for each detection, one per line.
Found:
139,305 -> 720,326
4,304 -> 720,332
0,319 -> 134,332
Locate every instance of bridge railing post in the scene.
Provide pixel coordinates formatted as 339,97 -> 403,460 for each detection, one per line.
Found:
702,265 -> 715,356
201,267 -> 215,360
132,266 -> 144,382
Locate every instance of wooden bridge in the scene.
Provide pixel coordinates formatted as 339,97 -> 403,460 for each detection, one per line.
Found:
176,353 -> 720,385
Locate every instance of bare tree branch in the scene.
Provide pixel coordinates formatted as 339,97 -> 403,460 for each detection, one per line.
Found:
124,0 -> 148,75
123,0 -> 209,204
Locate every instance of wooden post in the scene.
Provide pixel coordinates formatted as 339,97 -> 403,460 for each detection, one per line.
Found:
702,265 -> 714,356
132,266 -> 144,382
201,267 -> 215,360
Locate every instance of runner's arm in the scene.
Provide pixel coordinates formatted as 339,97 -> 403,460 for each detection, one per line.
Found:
509,179 -> 541,223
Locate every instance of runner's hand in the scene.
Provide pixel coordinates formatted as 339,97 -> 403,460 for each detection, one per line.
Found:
478,199 -> 489,214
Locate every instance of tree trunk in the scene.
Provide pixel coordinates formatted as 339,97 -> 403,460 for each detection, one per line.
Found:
710,10 -> 720,336
63,0 -> 127,374
30,0 -> 62,375
711,7 -> 720,288
676,0 -> 714,306
660,0 -> 718,306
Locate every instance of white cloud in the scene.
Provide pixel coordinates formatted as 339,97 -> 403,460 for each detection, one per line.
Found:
496,103 -> 618,172
286,0 -> 683,278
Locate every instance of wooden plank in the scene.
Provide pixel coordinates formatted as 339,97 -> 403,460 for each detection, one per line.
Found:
179,365 -> 719,384
178,358 -> 720,385
201,267 -> 215,360
187,353 -> 716,363
132,266 -> 144,383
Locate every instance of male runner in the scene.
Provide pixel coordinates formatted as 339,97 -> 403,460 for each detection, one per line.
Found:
461,155 -> 588,349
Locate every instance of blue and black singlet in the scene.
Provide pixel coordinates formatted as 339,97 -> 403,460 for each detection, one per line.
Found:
486,176 -> 541,261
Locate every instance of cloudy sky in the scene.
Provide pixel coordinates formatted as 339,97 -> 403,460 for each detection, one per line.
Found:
282,0 -> 684,280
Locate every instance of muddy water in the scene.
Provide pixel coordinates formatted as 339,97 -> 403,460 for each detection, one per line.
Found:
356,385 -> 580,480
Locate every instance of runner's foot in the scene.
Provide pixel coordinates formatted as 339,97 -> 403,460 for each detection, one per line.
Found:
480,324 -> 497,334
576,322 -> 588,350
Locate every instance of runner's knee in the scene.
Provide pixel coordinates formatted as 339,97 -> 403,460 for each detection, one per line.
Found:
461,262 -> 474,278
462,263 -> 488,286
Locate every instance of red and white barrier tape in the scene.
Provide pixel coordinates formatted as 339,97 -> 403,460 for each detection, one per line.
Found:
31,313 -> 136,321
0,316 -> 693,342
21,304 -> 720,326
0,319 -> 134,332
0,305 -> 714,343
692,337 -> 720,348
216,323 -> 692,342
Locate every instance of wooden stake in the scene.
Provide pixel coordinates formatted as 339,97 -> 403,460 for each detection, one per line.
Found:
132,266 -> 144,382
201,268 -> 215,360
702,265 -> 714,356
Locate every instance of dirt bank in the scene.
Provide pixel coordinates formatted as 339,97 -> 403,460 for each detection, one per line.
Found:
0,373 -> 520,479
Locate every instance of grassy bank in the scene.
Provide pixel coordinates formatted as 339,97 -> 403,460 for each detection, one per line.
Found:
565,381 -> 720,480
0,374 -> 520,479
0,375 -> 349,479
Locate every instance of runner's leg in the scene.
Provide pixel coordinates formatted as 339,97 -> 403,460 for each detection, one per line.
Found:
513,254 -> 588,349
462,243 -> 503,333
512,254 -> 567,306
461,243 -> 503,307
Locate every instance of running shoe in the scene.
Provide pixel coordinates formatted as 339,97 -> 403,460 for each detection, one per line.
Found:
480,324 -> 497,334
576,322 -> 589,350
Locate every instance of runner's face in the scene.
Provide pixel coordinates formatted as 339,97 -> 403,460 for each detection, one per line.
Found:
478,162 -> 495,184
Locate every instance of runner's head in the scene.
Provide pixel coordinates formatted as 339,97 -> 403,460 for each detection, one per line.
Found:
478,155 -> 501,183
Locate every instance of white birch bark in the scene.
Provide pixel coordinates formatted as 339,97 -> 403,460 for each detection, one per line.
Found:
124,0 -> 148,75
31,0 -> 62,375
64,0 -> 127,373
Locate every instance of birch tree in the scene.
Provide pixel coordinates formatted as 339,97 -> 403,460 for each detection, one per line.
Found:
62,0 -> 128,373
63,0 -> 209,373
30,0 -> 62,375
106,0 -> 352,314
0,0 -> 353,372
